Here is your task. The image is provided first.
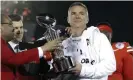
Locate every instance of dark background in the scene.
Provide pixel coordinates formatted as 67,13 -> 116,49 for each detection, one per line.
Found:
1,1 -> 133,45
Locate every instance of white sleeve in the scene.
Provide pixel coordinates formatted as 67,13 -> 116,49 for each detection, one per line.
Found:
38,47 -> 43,58
127,46 -> 133,52
79,33 -> 116,79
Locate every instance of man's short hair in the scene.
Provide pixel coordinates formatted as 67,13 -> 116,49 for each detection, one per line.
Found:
8,14 -> 21,21
68,2 -> 88,15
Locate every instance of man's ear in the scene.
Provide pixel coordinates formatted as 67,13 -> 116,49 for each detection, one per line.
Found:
85,17 -> 89,24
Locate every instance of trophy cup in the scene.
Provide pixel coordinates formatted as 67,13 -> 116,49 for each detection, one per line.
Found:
36,13 -> 75,73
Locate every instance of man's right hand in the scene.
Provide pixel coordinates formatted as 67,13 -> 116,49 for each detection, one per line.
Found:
41,38 -> 61,52
65,27 -> 72,34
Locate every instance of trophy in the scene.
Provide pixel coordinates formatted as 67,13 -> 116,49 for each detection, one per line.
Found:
36,13 -> 75,73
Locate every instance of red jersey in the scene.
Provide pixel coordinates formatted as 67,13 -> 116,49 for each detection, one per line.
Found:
108,42 -> 133,80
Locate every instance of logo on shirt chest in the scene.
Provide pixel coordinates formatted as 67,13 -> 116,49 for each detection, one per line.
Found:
81,58 -> 95,65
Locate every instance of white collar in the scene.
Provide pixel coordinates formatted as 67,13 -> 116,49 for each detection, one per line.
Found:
69,28 -> 87,42
70,36 -> 82,42
8,41 -> 19,50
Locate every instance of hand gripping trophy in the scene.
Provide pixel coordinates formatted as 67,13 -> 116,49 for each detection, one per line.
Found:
36,13 -> 75,73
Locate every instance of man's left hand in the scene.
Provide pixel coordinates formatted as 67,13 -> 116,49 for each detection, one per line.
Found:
69,61 -> 82,75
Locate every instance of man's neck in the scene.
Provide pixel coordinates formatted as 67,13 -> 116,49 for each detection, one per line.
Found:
71,26 -> 86,37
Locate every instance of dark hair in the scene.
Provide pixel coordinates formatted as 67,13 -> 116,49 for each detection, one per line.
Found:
96,22 -> 111,27
8,14 -> 21,21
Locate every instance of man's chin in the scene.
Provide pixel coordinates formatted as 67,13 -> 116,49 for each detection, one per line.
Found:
15,35 -> 23,39
14,38 -> 22,42
73,25 -> 81,28
72,23 -> 83,28
17,39 -> 22,42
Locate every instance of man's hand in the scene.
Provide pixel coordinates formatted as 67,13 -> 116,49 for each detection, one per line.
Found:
41,38 -> 62,52
65,27 -> 79,37
65,27 -> 72,34
69,61 -> 82,75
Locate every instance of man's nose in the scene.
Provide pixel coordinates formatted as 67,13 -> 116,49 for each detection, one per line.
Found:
75,14 -> 80,19
16,30 -> 21,34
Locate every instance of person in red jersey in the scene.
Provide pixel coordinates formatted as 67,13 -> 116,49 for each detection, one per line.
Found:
97,22 -> 133,80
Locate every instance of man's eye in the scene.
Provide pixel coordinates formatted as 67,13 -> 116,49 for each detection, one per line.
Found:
80,12 -> 85,15
71,12 -> 76,15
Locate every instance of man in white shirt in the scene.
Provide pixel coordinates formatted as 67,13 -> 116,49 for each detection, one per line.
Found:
62,2 -> 116,80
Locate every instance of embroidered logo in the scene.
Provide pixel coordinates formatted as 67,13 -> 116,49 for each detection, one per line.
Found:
115,42 -> 124,49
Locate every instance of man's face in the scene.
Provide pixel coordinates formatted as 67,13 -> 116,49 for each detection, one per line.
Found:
68,6 -> 88,28
1,16 -> 14,41
12,20 -> 24,42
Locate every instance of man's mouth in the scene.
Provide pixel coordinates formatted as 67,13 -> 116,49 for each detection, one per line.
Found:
16,33 -> 22,37
74,20 -> 81,22
16,34 -> 21,37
